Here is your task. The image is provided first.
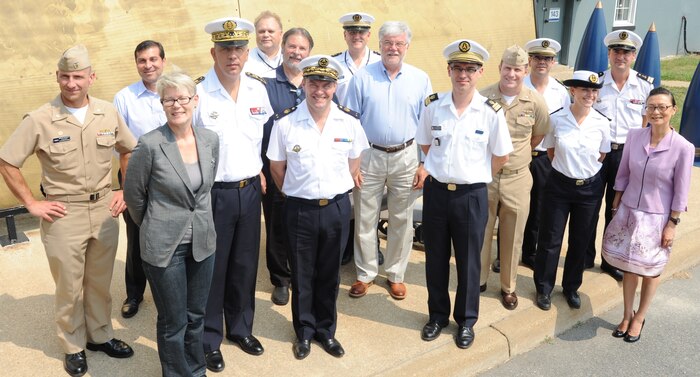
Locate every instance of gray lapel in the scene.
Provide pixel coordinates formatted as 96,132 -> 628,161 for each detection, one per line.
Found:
194,127 -> 212,196
160,126 -> 195,197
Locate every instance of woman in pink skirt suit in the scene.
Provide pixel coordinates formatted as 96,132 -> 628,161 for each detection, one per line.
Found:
602,87 -> 694,343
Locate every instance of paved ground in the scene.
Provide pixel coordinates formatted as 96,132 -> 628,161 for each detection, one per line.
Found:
2,168 -> 699,377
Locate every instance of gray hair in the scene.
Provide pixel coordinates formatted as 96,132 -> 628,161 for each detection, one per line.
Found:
378,21 -> 412,43
156,71 -> 196,98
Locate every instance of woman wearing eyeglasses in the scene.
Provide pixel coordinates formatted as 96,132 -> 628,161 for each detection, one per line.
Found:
602,87 -> 693,343
124,71 -> 219,376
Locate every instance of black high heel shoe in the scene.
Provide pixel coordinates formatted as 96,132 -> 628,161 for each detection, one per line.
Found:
623,318 -> 645,343
613,311 -> 634,338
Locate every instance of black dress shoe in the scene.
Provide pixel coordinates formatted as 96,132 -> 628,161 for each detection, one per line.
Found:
563,290 -> 581,309
317,337 -> 345,358
120,297 -> 142,319
455,326 -> 475,349
612,328 -> 627,338
624,319 -> 645,343
421,321 -> 447,341
271,286 -> 290,306
491,259 -> 500,273
480,284 -> 487,293
293,339 -> 311,360
601,263 -> 624,282
64,351 -> 87,377
205,350 -> 225,372
86,338 -> 134,358
378,250 -> 385,266
536,293 -> 551,311
227,335 -> 264,355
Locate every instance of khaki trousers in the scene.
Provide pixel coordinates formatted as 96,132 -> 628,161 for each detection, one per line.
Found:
41,191 -> 118,353
479,170 -> 532,293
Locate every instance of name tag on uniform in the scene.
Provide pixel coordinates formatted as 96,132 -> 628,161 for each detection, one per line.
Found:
97,130 -> 114,137
431,126 -> 442,130
334,138 -> 352,142
629,99 -> 643,105
475,130 -> 484,135
250,107 -> 267,115
52,136 -> 71,143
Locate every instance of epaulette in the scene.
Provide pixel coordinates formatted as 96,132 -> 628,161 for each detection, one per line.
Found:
372,50 -> 381,55
331,52 -> 342,57
424,93 -> 439,107
594,108 -> 612,121
337,104 -> 360,119
486,99 -> 502,112
246,72 -> 267,85
550,107 -> 564,116
637,72 -> 654,84
554,77 -> 566,87
194,76 -> 205,84
273,106 -> 297,120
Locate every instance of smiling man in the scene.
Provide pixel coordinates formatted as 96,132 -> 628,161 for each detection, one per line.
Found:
332,12 -> 381,103
244,11 -> 283,77
479,45 -> 550,311
196,17 -> 273,373
113,40 -> 168,320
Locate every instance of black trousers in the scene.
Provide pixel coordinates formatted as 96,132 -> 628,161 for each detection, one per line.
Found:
203,179 -> 262,352
285,194 -> 350,341
586,147 -> 623,267
261,177 -> 291,288
534,170 -> 603,295
122,209 -> 147,301
423,177 -> 487,328
522,153 -> 552,263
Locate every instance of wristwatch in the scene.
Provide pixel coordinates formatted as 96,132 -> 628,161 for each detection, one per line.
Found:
669,216 -> 681,225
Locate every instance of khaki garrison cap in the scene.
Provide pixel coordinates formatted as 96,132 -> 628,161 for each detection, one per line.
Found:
57,45 -> 91,72
501,45 -> 528,66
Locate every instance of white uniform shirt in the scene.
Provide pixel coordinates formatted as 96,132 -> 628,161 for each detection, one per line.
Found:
333,47 -> 381,104
543,106 -> 611,179
244,47 -> 282,78
195,68 -> 273,182
267,101 -> 369,199
524,75 -> 570,151
113,80 -> 166,139
416,91 -> 513,184
594,69 -> 654,144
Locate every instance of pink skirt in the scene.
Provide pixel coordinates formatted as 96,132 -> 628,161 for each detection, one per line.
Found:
602,203 -> 671,277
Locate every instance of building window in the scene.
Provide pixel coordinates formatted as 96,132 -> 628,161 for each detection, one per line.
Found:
614,0 -> 637,28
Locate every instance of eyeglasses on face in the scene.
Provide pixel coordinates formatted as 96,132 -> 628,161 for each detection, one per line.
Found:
645,104 -> 673,113
161,96 -> 194,107
450,65 -> 480,74
381,40 -> 408,48
531,55 -> 554,62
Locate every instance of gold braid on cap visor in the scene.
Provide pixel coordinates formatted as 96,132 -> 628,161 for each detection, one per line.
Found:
302,66 -> 339,80
211,30 -> 249,43
448,51 -> 484,64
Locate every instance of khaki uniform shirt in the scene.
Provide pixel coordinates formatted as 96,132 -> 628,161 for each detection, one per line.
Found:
480,84 -> 550,171
0,95 -> 136,196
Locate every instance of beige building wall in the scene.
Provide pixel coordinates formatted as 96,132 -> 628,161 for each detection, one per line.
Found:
0,0 -> 535,207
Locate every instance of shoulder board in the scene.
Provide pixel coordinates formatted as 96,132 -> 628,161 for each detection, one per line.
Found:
549,107 -> 564,116
331,52 -> 342,57
194,76 -> 205,84
245,72 -> 267,85
273,106 -> 297,120
594,108 -> 612,121
637,72 -> 654,84
424,93 -> 439,107
554,77 -> 566,87
372,50 -> 381,55
337,104 -> 360,119
486,99 -> 502,112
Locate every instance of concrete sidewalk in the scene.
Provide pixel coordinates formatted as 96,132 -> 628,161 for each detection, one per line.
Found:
2,168 -> 700,377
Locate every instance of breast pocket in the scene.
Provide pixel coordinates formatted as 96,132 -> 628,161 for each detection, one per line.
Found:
95,136 -> 116,170
514,114 -> 535,139
47,141 -> 79,170
465,130 -> 489,161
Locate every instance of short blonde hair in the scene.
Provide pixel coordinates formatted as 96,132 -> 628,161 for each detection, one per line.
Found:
156,71 -> 196,98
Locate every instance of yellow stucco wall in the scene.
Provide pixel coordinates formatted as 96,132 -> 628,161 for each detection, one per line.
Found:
0,0 -> 535,207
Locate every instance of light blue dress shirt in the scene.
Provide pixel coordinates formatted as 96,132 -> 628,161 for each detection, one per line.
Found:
113,80 -> 166,139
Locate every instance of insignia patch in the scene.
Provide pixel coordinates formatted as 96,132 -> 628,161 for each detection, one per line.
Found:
433,138 -> 441,146
475,130 -> 484,135
637,72 -> 654,84
223,20 -> 237,31
431,126 -> 442,130
424,93 -> 439,107
589,74 -> 599,83
486,99 -> 502,112
334,138 -> 352,142
542,40 -> 550,48
459,41 -> 471,52
353,14 -> 362,22
319,57 -> 329,68
630,99 -> 644,105
619,31 -> 628,40
209,111 -> 219,120
337,104 -> 360,119
292,145 -> 301,153
52,136 -> 71,143
250,107 -> 267,115
194,76 -> 205,84
96,129 -> 114,137
246,72 -> 266,85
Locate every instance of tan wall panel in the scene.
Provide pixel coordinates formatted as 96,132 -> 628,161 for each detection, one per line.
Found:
0,0 -> 534,207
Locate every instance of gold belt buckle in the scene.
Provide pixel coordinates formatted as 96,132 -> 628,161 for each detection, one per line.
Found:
531,151 -> 537,157
447,183 -> 457,191
575,179 -> 585,186
319,199 -> 329,206
238,179 -> 248,188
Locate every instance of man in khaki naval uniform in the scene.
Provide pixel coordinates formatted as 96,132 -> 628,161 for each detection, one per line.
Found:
479,45 -> 550,310
0,45 -> 136,377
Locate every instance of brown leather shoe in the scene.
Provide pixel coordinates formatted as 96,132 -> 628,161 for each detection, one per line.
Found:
387,280 -> 406,300
501,290 -> 518,310
349,280 -> 373,298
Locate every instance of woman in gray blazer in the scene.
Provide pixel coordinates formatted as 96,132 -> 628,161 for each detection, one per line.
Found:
124,71 -> 219,377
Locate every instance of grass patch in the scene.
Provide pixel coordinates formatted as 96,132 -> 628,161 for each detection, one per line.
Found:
660,55 -> 700,82
668,86 -> 687,131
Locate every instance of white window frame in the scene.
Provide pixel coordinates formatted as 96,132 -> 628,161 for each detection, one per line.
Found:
613,0 -> 637,28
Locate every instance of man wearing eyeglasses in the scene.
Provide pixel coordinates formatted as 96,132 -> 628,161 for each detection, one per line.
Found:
260,27 -> 314,307
332,12 -> 382,103
587,30 -> 654,282
520,38 -> 570,270
113,40 -> 167,320
345,21 -> 432,301
195,17 -> 273,373
479,45 -> 550,311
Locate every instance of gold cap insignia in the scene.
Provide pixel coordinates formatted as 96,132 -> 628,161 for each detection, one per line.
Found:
293,145 -> 301,153
223,20 -> 237,31
319,57 -> 329,68
620,31 -> 628,40
353,14 -> 361,22
542,40 -> 550,48
589,74 -> 599,83
459,41 -> 471,52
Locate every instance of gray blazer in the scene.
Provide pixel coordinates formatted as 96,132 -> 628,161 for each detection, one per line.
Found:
124,124 -> 219,267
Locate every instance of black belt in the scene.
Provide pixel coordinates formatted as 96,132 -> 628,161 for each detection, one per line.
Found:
428,176 -> 486,191
286,193 -> 347,207
213,175 -> 258,189
532,150 -> 547,157
611,143 -> 624,151
552,169 -> 597,186
370,139 -> 414,153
